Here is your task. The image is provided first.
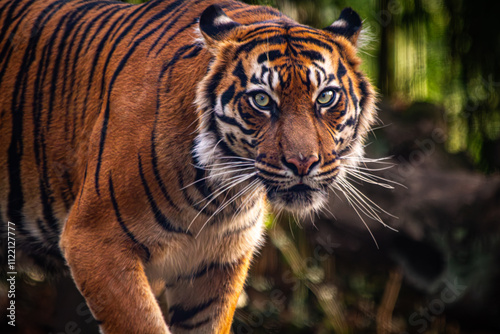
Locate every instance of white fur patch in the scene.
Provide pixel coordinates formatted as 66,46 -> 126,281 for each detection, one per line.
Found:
213,15 -> 234,26
190,25 -> 206,47
330,19 -> 348,29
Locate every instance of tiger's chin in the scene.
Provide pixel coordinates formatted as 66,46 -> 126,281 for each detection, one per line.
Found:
266,184 -> 329,216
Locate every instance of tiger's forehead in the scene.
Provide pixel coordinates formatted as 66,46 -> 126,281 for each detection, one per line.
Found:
237,24 -> 349,93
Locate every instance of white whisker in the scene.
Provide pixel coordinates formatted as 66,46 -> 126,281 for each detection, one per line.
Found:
332,183 -> 379,249
181,167 -> 255,190
217,156 -> 256,162
339,179 -> 398,226
343,164 -> 394,172
233,182 -> 263,219
196,179 -> 261,238
344,170 -> 394,189
193,161 -> 254,169
343,167 -> 406,189
187,172 -> 256,232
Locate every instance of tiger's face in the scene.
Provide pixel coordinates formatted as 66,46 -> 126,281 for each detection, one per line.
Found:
195,5 -> 375,215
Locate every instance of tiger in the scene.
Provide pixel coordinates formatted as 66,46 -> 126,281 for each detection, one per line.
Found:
0,0 -> 376,332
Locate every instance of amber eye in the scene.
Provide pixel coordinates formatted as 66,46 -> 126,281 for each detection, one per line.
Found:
317,89 -> 336,106
253,92 -> 271,108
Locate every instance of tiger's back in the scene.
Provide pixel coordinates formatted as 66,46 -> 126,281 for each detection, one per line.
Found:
0,0 -> 376,332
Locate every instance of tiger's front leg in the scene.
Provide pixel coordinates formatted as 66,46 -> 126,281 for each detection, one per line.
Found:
164,251 -> 253,334
60,213 -> 170,334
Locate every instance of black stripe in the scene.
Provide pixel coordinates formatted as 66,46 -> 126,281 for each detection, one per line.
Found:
222,209 -> 261,236
190,151 -> 215,202
138,154 -> 191,234
352,74 -> 370,142
39,131 -> 59,233
0,1 -> 36,85
232,60 -> 247,88
316,166 -> 339,177
216,114 -> 256,135
207,69 -> 224,108
35,218 -> 52,247
160,43 -> 205,94
130,0 -> 183,43
237,100 -> 256,126
300,50 -> 325,62
85,12 -> 126,104
166,261 -> 235,287
109,174 -> 151,262
256,159 -> 282,171
61,170 -> 75,210
237,26 -> 283,42
322,158 -> 338,168
257,168 -> 287,179
356,72 -> 370,111
173,318 -> 210,330
78,163 -> 88,208
151,103 -> 180,211
83,6 -> 124,53
169,297 -> 217,327
0,0 -> 36,50
183,45 -> 202,59
155,16 -> 199,56
74,5 -> 122,126
178,170 -> 216,217
49,1 -> 98,127
220,84 -> 235,108
348,77 -> 359,112
257,50 -> 284,64
226,133 -> 235,146
337,58 -> 347,78
145,0 -> 188,55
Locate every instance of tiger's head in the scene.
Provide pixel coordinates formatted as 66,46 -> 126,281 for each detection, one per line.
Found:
194,5 -> 376,215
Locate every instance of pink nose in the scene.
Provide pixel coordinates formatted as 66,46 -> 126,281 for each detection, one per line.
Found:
285,155 -> 319,176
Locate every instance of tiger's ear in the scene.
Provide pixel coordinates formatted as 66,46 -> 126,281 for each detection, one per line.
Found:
199,4 -> 241,48
324,8 -> 362,46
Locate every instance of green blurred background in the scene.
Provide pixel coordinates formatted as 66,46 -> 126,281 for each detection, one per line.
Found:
2,0 -> 499,333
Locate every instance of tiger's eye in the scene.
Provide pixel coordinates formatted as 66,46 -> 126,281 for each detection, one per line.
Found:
317,90 -> 335,105
253,93 -> 270,108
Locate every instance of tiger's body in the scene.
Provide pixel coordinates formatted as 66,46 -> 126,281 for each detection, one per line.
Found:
0,0 -> 376,332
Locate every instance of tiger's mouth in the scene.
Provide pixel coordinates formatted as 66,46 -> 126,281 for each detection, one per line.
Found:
265,182 -> 328,213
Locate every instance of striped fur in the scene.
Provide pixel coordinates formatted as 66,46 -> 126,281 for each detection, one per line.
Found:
0,0 -> 375,333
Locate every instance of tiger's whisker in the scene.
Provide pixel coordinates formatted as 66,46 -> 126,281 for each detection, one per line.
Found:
344,171 -> 394,189
336,180 -> 386,224
194,161 -> 254,169
331,183 -> 380,249
196,179 -> 260,238
217,156 -> 256,162
232,182 -> 263,219
343,167 -> 406,188
181,167 -> 255,190
193,172 -> 256,206
338,178 -> 399,226
187,172 -> 257,232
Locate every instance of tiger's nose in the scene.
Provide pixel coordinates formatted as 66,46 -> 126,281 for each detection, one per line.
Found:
284,154 -> 319,176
